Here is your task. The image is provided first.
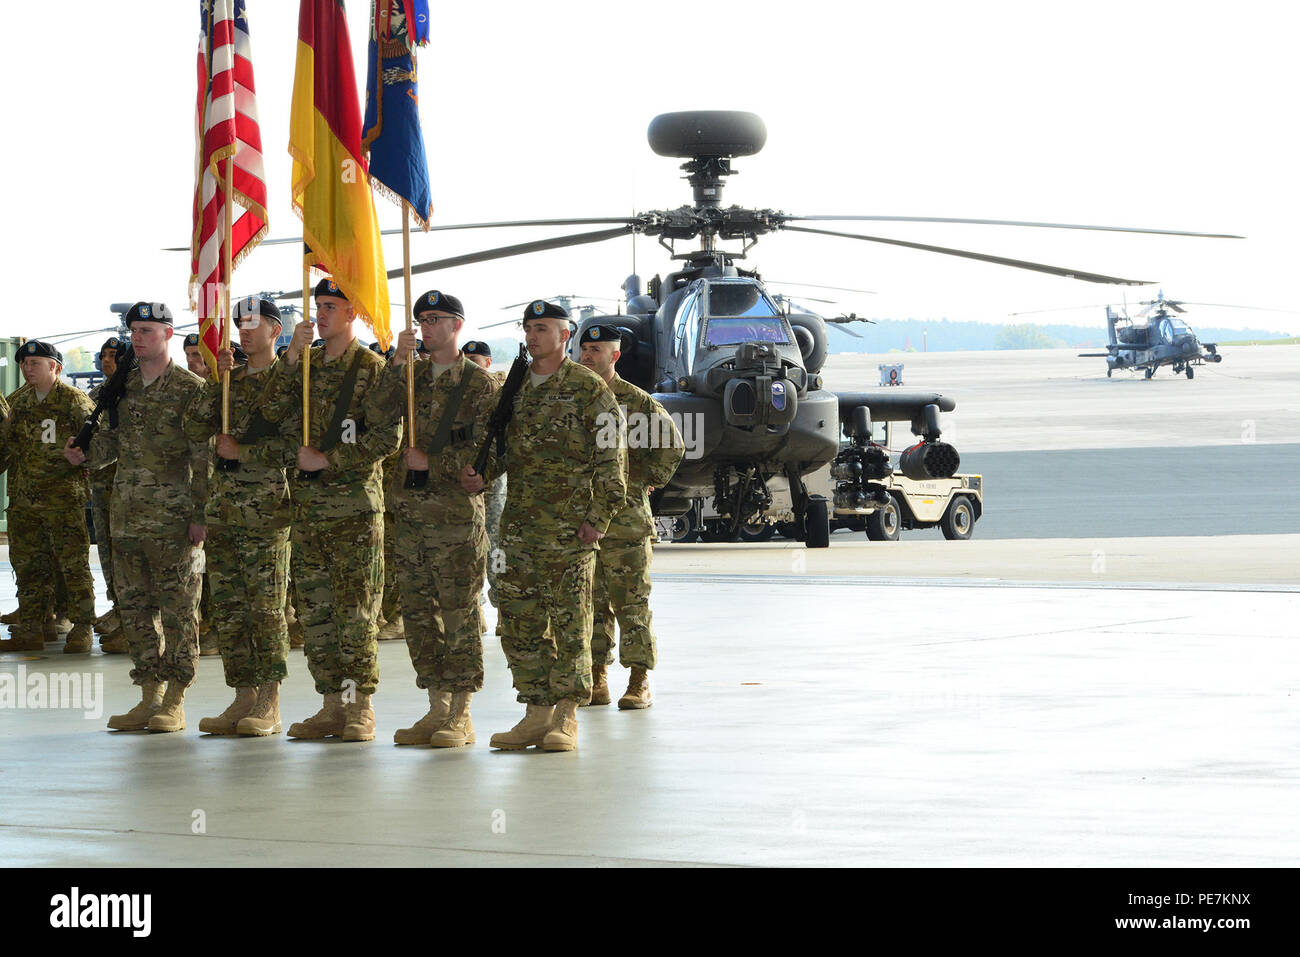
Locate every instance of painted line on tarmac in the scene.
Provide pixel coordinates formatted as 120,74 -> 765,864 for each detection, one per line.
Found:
653,573 -> 1300,594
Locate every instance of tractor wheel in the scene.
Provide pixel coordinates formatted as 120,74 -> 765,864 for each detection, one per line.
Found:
941,495 -> 975,541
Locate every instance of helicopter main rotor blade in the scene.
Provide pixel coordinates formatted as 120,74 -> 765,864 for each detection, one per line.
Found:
782,225 -> 1156,285
174,218 -> 641,252
826,324 -> 864,339
765,280 -> 878,296
786,215 -> 1244,240
274,227 -> 635,300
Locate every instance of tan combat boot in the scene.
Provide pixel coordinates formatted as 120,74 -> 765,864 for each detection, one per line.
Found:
148,682 -> 188,733
584,664 -> 610,706
42,616 -> 59,643
64,624 -> 93,654
107,681 -> 164,731
236,682 -> 282,736
287,693 -> 345,739
490,703 -> 554,750
542,700 -> 580,751
53,615 -> 74,635
0,608 -> 18,625
94,609 -> 117,632
99,630 -> 129,654
429,691 -> 475,748
342,693 -> 376,741
618,667 -> 653,710
393,689 -> 451,745
198,687 -> 257,735
0,625 -> 45,653
287,616 -> 306,649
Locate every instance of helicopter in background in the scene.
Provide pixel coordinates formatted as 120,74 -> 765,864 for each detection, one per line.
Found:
260,110 -> 1238,546
1077,291 -> 1223,379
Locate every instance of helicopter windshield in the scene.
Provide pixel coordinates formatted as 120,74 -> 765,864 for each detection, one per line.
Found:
702,283 -> 789,347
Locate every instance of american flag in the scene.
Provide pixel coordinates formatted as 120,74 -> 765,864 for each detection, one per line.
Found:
189,0 -> 267,374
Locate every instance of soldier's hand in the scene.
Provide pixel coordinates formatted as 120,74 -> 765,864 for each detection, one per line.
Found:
215,347 -> 236,378
460,464 -> 484,494
189,523 -> 207,546
578,521 -> 604,544
405,447 -> 429,471
285,320 -> 315,366
298,446 -> 329,472
215,434 -> 240,461
63,437 -> 87,467
392,329 -> 419,367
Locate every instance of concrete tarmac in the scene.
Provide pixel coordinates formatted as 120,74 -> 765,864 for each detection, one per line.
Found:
1,578 -> 1295,867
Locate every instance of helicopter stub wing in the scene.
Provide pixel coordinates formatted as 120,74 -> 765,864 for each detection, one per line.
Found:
834,391 -> 956,420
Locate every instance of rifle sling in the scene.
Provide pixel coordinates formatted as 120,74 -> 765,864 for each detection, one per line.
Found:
317,350 -> 365,453
425,361 -> 473,456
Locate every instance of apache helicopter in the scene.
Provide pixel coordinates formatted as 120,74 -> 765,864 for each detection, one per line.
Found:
261,110 -> 1237,546
1077,291 -> 1222,378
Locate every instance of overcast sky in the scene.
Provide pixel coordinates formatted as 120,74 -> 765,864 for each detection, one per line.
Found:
4,0 -> 1296,359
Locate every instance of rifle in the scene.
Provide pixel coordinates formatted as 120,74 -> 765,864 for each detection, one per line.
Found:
71,344 -> 137,452
471,344 -> 530,483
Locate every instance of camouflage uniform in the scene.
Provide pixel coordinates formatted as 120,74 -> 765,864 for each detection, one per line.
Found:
259,338 -> 401,696
483,369 -> 508,607
0,380 -> 98,631
86,383 -> 118,607
86,361 -> 209,687
373,356 -> 497,691
590,375 -> 683,671
492,358 -> 625,705
182,362 -> 293,687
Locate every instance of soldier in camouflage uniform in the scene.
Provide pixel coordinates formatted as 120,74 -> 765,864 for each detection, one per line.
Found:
182,297 -> 294,736
376,292 -> 497,748
183,333 -> 220,658
462,340 -> 507,608
65,302 -> 210,732
461,300 -> 625,752
88,338 -> 127,653
0,341 -> 97,654
258,277 -> 402,742
577,325 -> 684,709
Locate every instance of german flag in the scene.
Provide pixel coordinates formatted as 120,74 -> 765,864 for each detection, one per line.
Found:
289,0 -> 391,348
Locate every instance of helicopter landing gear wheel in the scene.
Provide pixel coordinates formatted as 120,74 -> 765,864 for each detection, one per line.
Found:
1145,366 -> 1155,379
865,497 -> 901,541
666,508 -> 700,544
941,495 -> 975,541
804,498 -> 830,549
1186,365 -> 1194,379
737,521 -> 775,543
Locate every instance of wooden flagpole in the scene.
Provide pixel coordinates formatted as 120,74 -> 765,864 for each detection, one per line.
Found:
302,252 -> 311,447
403,202 -> 415,448
221,159 -> 234,433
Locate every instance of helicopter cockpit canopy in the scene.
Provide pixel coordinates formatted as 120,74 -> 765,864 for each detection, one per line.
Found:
1157,317 -> 1194,343
699,280 -> 789,347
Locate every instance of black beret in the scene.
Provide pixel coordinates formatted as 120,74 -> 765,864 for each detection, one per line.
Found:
100,336 -> 123,354
124,301 -> 174,326
313,277 -> 348,302
368,341 -> 395,358
414,290 -> 464,320
578,324 -> 621,346
523,299 -> 569,322
234,296 -> 283,326
275,345 -> 289,358
461,340 -> 491,358
312,338 -> 325,347
416,340 -> 430,355
17,340 -> 60,363
183,333 -> 201,348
